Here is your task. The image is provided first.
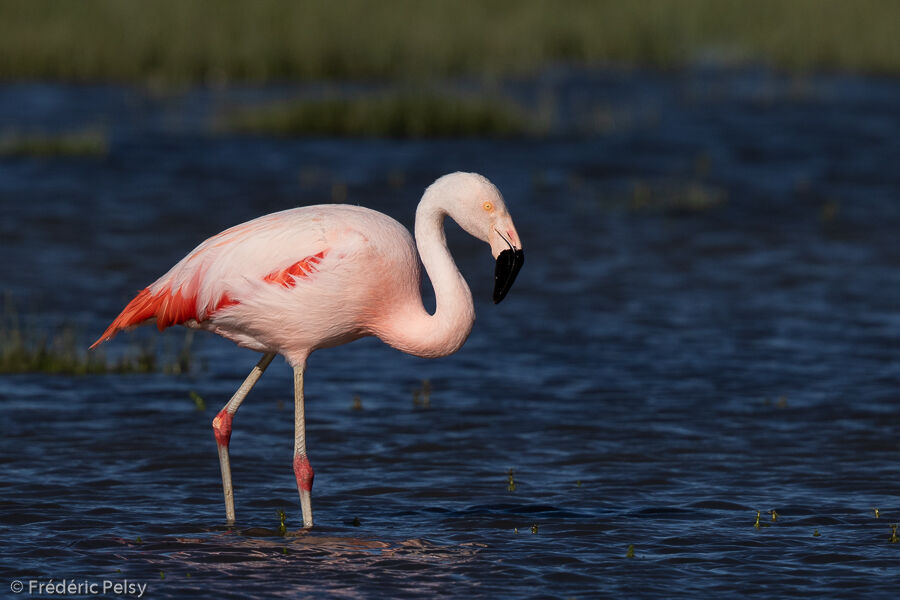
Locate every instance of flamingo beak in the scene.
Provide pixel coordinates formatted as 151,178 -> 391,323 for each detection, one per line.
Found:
493,247 -> 524,304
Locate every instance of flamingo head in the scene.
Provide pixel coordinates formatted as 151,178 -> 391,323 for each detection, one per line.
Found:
433,172 -> 524,304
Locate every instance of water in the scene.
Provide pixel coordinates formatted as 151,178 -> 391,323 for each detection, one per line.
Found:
2,69 -> 900,598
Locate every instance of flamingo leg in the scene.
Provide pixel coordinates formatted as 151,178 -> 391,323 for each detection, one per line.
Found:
212,352 -> 276,524
292,365 -> 315,528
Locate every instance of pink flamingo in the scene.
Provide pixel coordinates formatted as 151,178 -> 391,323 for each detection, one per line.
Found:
92,172 -> 524,528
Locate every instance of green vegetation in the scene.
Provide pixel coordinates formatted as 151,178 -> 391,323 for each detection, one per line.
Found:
190,391 -> 207,411
412,379 -> 432,407
278,509 -> 287,536
0,299 -> 194,375
0,323 -> 155,375
630,181 -> 726,214
1,0 -> 899,84
226,92 -> 534,138
0,129 -> 108,158
753,510 -> 773,529
507,468 -> 517,492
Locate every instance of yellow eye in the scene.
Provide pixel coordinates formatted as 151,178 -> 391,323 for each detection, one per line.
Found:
483,201 -> 494,212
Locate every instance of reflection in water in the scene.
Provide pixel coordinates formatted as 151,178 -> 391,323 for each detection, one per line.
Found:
118,530 -> 485,597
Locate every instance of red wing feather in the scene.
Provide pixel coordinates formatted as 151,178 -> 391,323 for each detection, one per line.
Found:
263,251 -> 327,288
92,250 -> 327,348
90,288 -> 239,348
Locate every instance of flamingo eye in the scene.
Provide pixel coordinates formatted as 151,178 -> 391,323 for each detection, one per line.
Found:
483,201 -> 494,212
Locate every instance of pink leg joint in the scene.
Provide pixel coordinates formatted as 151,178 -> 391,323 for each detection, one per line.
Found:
212,410 -> 233,447
293,454 -> 315,492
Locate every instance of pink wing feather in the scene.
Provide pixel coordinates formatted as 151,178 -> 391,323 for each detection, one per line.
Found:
91,209 -> 333,348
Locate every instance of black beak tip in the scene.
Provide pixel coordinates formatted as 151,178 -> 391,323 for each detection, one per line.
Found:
493,248 -> 524,304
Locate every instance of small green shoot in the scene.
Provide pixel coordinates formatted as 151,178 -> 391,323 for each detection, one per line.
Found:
769,509 -> 778,522
513,527 -> 518,535
170,330 -> 195,374
626,544 -> 635,558
890,524 -> 898,544
331,182 -> 348,203
507,468 -> 517,492
189,391 -> 206,411
351,395 -> 362,411
820,199 -> 839,223
277,509 -> 287,536
813,529 -> 821,537
576,480 -> 582,487
873,507 -> 880,519
282,547 -> 288,555
531,523 -> 539,534
186,573 -> 191,578
159,571 -> 165,580
135,537 -> 142,544
754,511 -> 761,529
412,379 -> 432,408
352,517 -> 361,527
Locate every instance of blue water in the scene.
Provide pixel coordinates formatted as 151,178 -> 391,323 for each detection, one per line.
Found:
2,69 -> 900,598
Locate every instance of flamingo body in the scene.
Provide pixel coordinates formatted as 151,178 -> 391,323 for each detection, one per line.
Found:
92,172 -> 524,527
94,204 -> 423,366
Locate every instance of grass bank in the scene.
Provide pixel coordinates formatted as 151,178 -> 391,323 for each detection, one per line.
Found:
0,129 -> 108,158
0,300 -> 194,375
225,92 -> 537,138
1,1 -> 899,84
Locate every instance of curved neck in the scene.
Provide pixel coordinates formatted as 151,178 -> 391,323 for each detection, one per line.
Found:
382,193 -> 475,359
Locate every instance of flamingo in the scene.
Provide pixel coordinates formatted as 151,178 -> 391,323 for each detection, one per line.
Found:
91,172 -> 524,528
